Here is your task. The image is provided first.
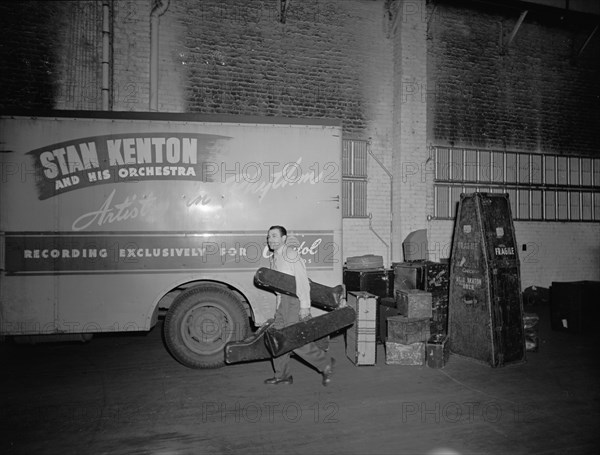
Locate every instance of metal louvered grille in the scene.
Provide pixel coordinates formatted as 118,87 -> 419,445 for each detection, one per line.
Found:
342,139 -> 368,218
433,146 -> 600,221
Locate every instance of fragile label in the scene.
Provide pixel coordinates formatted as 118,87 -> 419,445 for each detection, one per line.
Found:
494,246 -> 515,256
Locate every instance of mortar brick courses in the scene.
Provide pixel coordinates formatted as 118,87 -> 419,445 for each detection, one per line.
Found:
0,0 -> 597,287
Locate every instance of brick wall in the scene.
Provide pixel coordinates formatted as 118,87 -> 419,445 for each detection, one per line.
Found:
338,2 -> 395,266
111,0 -> 187,111
161,0 -> 385,134
1,0 -> 597,287
428,0 -> 600,155
427,219 -> 454,263
392,0 -> 429,263
0,1 -> 64,110
424,0 -> 600,288
54,1 -> 104,110
111,0 -> 151,111
144,0 -> 396,264
0,0 -> 396,267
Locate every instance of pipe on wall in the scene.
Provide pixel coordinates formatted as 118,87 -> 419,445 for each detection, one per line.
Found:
150,0 -> 170,111
101,0 -> 112,110
368,144 -> 394,266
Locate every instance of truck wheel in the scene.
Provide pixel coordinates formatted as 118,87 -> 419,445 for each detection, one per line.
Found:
164,284 -> 249,369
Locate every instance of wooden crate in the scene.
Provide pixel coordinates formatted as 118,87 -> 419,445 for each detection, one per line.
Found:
385,341 -> 425,366
395,289 -> 432,318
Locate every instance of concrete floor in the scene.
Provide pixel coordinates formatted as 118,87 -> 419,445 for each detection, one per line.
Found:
1,303 -> 599,455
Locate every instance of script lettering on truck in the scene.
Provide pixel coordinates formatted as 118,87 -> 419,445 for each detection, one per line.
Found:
28,133 -> 228,199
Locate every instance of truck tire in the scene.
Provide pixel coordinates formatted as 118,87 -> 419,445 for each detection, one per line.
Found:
164,284 -> 249,369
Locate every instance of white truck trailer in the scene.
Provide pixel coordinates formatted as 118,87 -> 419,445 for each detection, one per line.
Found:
0,111 -> 343,368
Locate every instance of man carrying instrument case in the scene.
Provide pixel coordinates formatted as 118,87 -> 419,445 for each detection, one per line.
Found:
224,226 -> 355,386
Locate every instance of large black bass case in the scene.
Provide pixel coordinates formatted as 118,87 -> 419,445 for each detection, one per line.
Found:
225,269 -> 354,364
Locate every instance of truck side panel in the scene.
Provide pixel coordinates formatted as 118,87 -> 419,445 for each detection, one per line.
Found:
1,114 -> 342,335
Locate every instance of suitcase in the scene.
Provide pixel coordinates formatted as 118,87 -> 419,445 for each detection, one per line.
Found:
394,261 -> 449,336
550,281 -> 600,333
343,268 -> 394,299
523,313 -> 539,352
385,341 -> 425,365
423,262 -> 450,336
395,289 -> 433,318
345,254 -> 384,270
402,229 -> 428,261
254,267 -> 343,310
345,291 -> 377,365
430,294 -> 449,337
377,299 -> 401,344
423,262 -> 450,293
387,315 -> 430,345
448,193 -> 526,367
392,262 -> 425,291
426,334 -> 449,368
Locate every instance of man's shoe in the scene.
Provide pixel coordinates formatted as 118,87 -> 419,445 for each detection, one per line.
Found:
321,358 -> 335,386
264,376 -> 293,385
